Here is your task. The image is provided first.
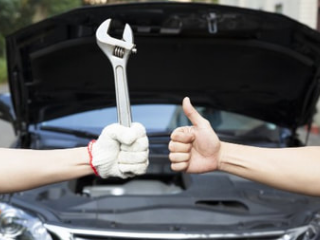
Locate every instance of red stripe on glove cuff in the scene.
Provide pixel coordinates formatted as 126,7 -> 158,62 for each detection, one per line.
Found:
87,139 -> 99,177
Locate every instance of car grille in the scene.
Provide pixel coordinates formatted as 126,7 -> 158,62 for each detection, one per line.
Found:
73,237 -> 282,240
45,223 -> 308,240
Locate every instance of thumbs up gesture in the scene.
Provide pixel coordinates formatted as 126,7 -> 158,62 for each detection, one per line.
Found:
169,97 -> 222,173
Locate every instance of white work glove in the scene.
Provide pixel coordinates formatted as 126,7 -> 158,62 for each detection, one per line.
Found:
88,122 -> 149,179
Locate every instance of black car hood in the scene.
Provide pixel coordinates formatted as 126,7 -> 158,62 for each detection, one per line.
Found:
11,173 -> 320,232
6,2 -> 320,130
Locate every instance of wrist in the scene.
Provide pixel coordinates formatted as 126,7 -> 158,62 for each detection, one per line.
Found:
87,140 -> 99,176
217,141 -> 232,171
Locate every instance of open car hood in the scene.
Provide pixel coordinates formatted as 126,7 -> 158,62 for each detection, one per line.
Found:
6,2 -> 320,130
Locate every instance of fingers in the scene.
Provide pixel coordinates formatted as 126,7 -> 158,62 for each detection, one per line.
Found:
123,122 -> 147,145
170,126 -> 195,143
182,97 -> 208,127
169,145 -> 191,171
95,122 -> 149,179
171,162 -> 189,172
118,151 -> 149,177
130,122 -> 147,138
169,125 -> 194,172
169,140 -> 192,153
169,152 -> 190,163
118,151 -> 149,164
170,139 -> 190,172
101,122 -> 147,145
121,136 -> 148,152
119,162 -> 149,176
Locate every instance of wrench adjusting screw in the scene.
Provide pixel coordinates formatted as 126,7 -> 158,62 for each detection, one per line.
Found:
113,46 -> 125,58
113,45 -> 137,58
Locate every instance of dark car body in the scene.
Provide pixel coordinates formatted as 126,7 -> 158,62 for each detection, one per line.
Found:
1,2 -> 320,240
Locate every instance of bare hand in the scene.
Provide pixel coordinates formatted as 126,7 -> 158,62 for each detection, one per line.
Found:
168,97 -> 221,173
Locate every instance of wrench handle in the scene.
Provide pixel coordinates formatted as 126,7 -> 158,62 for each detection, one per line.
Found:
114,65 -> 132,127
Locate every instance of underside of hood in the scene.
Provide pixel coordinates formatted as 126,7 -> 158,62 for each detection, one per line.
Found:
5,2 -> 320,130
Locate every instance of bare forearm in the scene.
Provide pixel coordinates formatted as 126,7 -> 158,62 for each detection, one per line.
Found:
0,147 -> 93,193
219,142 -> 320,196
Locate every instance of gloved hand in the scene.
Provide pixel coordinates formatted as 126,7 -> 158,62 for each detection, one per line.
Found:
87,122 -> 149,178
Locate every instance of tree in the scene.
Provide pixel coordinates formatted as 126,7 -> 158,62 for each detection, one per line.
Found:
0,0 -> 81,57
31,0 -> 81,22
0,0 -> 82,83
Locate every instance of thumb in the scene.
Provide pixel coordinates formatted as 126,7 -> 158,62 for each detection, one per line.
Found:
100,123 -> 136,145
182,97 -> 207,127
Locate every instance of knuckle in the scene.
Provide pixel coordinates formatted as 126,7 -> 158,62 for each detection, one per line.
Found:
170,132 -> 178,141
186,143 -> 192,152
203,119 -> 211,127
171,163 -> 180,171
168,153 -> 174,161
171,162 -> 187,172
168,141 -> 175,151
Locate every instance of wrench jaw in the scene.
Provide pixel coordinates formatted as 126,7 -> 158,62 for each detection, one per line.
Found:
96,19 -> 136,65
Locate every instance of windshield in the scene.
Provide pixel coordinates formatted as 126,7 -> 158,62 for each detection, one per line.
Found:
40,104 -> 278,137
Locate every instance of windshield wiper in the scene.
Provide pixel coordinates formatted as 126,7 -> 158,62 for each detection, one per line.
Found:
40,126 -> 99,139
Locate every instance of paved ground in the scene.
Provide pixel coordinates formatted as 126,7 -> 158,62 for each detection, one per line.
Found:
0,83 -> 319,147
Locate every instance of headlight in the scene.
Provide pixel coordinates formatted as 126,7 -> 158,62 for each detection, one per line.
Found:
283,213 -> 320,240
0,203 -> 52,240
300,213 -> 320,240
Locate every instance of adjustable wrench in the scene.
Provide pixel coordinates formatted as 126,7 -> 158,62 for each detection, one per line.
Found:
96,19 -> 137,127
